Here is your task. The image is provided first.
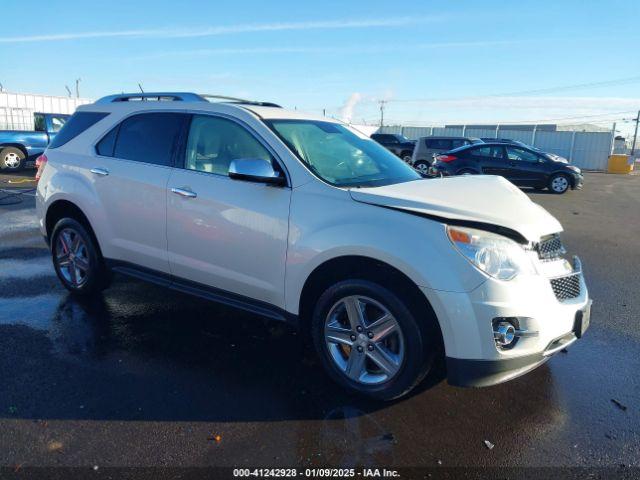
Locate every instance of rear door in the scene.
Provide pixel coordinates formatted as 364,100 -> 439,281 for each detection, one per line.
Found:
166,113 -> 291,308
504,146 -> 547,186
91,111 -> 188,273
468,145 -> 507,175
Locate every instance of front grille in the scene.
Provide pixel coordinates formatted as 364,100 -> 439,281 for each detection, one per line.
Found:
550,274 -> 581,301
536,233 -> 565,260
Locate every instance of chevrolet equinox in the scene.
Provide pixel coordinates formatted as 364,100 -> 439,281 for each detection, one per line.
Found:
35,92 -> 592,400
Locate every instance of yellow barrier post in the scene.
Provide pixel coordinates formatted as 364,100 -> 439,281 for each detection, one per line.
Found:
607,154 -> 634,174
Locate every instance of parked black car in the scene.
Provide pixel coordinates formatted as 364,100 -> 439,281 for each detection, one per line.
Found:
430,143 -> 583,194
370,133 -> 416,163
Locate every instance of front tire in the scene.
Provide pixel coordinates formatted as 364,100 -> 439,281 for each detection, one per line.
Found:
400,151 -> 413,164
311,279 -> 437,401
0,147 -> 26,171
549,173 -> 570,194
51,218 -> 108,296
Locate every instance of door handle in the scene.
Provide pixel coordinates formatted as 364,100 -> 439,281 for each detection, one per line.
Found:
90,167 -> 109,176
171,187 -> 197,198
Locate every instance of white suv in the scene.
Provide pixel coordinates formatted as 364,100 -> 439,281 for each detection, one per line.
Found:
35,92 -> 591,400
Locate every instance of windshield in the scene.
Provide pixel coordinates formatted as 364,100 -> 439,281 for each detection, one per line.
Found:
266,120 -> 421,187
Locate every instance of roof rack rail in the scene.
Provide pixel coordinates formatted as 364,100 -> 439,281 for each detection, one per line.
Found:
94,92 -> 282,108
199,94 -> 282,108
94,92 -> 207,104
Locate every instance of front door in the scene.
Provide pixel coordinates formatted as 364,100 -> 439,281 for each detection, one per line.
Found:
504,146 -> 548,186
166,114 -> 291,308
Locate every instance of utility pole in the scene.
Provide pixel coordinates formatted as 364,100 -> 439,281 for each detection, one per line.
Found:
631,110 -> 640,156
379,100 -> 387,127
65,85 -> 72,97
75,78 -> 81,98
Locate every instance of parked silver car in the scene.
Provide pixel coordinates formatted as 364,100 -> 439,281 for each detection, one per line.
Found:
411,136 -> 482,173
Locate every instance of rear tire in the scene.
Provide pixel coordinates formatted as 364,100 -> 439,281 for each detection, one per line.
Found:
413,160 -> 430,174
549,173 -> 570,194
51,218 -> 108,296
0,147 -> 26,171
311,279 -> 438,401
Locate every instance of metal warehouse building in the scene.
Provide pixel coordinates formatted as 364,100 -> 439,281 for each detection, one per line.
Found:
0,91 -> 91,131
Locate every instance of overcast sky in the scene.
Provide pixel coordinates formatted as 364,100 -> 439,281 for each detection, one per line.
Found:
1,0 -> 639,136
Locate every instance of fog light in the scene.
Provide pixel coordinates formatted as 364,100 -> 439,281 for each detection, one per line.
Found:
493,321 -> 516,347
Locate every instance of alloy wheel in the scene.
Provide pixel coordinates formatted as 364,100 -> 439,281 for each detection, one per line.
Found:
55,228 -> 90,287
324,295 -> 405,385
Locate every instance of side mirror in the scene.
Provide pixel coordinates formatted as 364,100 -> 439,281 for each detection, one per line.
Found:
228,158 -> 286,186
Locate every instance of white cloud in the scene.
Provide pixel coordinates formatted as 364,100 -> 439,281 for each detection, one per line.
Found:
0,16 -> 445,43
131,39 -> 519,61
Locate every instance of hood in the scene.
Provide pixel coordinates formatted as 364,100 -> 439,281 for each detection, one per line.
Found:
547,153 -> 569,163
349,175 -> 562,242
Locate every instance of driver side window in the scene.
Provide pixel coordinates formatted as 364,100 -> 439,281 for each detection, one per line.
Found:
185,115 -> 273,176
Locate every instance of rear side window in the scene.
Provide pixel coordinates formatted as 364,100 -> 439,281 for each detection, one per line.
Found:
96,127 -> 118,157
48,112 -> 109,149
50,116 -> 68,133
34,114 -> 46,132
425,139 -> 452,150
112,113 -> 185,166
471,146 -> 504,158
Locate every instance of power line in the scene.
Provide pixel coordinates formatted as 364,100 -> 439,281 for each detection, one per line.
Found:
372,74 -> 640,104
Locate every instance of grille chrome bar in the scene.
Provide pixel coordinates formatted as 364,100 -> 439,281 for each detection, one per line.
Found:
536,233 -> 566,260
549,256 -> 582,301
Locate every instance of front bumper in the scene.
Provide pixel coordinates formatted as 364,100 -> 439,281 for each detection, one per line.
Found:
422,257 -> 591,387
572,173 -> 584,190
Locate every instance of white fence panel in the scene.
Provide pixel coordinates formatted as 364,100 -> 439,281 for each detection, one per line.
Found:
572,132 -> 612,170
401,126 -> 432,139
466,127 -> 498,139
497,129 -> 535,144
533,131 -> 574,160
0,92 -> 91,130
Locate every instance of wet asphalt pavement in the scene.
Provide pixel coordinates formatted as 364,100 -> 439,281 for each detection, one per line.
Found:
0,170 -> 638,473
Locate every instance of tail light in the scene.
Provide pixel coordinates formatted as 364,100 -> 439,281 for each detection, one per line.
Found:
35,154 -> 47,181
436,155 -> 458,163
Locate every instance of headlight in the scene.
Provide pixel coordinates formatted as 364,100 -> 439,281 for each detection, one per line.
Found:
447,226 -> 536,281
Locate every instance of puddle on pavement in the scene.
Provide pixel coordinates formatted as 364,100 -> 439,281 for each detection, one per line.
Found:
0,256 -> 54,279
0,208 -> 38,233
